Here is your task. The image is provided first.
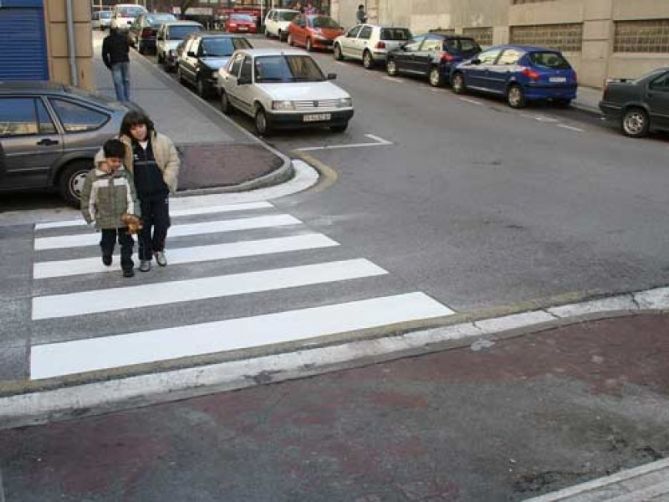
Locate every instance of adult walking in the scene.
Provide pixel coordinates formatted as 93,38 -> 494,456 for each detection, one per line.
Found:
119,111 -> 180,272
102,28 -> 131,102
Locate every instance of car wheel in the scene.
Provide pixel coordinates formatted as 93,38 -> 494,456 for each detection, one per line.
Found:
330,122 -> 348,133
507,84 -> 526,109
255,107 -> 270,136
287,34 -> 294,46
334,44 -> 343,61
138,41 -> 145,55
265,28 -> 271,38
386,58 -> 398,76
177,66 -> 186,84
220,90 -> 233,115
451,72 -> 466,94
555,99 -> 572,108
429,66 -> 443,87
157,52 -> 164,64
196,77 -> 208,98
306,38 -> 313,52
621,107 -> 650,138
58,160 -> 92,207
362,50 -> 374,69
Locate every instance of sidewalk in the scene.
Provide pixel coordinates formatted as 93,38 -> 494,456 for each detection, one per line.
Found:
92,32 -> 290,192
573,86 -> 602,114
0,313 -> 667,501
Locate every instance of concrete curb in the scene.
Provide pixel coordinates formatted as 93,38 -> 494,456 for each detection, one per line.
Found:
1,284 -> 668,430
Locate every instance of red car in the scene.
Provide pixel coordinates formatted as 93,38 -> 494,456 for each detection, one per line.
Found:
225,14 -> 257,33
287,14 -> 344,52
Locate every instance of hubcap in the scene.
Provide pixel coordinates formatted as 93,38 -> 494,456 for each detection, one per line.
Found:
430,69 -> 439,85
509,87 -> 521,106
257,112 -> 266,133
70,171 -> 87,198
364,53 -> 370,66
388,61 -> 396,75
454,76 -> 462,91
624,112 -> 646,135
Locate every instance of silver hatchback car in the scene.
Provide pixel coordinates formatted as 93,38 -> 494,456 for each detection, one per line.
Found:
333,24 -> 412,69
0,82 -> 132,206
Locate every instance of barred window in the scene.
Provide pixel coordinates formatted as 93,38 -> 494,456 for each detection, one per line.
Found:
463,27 -> 493,46
512,0 -> 556,3
510,23 -> 583,52
614,20 -> 669,53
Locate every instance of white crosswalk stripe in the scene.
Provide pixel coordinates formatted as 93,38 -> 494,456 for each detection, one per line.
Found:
30,198 -> 456,380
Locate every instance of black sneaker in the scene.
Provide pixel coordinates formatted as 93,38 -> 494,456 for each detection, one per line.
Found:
102,254 -> 112,266
123,268 -> 135,278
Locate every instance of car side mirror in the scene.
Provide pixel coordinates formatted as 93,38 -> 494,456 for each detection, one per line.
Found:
327,73 -> 336,80
187,51 -> 196,57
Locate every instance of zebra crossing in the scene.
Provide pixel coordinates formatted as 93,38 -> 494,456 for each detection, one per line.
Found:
30,197 -> 455,381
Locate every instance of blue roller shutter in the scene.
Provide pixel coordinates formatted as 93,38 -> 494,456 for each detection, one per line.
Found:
0,0 -> 49,81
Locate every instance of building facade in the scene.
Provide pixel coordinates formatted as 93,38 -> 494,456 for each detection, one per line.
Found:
330,0 -> 669,88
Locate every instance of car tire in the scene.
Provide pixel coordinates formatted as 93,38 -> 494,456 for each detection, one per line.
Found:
196,77 -> 208,98
555,98 -> 572,108
157,52 -> 164,64
255,107 -> 270,136
451,72 -> 466,94
220,90 -> 233,115
386,58 -> 398,76
429,66 -> 443,87
621,107 -> 650,138
330,122 -> 348,133
138,41 -> 145,55
177,66 -> 186,84
362,50 -> 374,69
334,44 -> 343,61
265,28 -> 271,38
507,84 -> 526,109
287,34 -> 294,46
306,38 -> 313,52
58,160 -> 92,208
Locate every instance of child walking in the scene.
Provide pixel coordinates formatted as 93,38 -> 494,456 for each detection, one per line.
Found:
81,139 -> 140,278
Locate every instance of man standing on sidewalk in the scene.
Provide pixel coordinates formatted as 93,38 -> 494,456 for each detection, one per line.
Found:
102,28 -> 131,102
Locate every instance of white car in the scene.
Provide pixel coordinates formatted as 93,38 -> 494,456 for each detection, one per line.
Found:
264,9 -> 299,41
333,24 -> 412,69
156,21 -> 204,71
217,48 -> 354,135
110,3 -> 147,31
92,10 -> 112,31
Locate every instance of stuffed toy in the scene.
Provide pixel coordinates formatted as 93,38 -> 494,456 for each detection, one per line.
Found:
121,213 -> 143,235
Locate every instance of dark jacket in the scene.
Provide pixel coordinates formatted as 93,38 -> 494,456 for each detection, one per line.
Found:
102,31 -> 130,69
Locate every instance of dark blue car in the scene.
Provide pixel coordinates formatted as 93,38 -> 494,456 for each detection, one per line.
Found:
450,45 -> 578,108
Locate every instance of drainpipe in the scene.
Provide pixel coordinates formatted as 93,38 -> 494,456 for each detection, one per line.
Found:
66,0 -> 79,86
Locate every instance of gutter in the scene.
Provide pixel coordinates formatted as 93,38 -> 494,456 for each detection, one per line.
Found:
65,0 -> 78,86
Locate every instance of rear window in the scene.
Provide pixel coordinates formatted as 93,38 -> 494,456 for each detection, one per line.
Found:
231,15 -> 254,22
168,25 -> 202,40
117,6 -> 146,17
99,11 -> 112,19
201,37 -> 252,57
380,28 -> 411,41
278,11 -> 298,21
147,14 -> 176,26
444,38 -> 480,54
529,51 -> 571,69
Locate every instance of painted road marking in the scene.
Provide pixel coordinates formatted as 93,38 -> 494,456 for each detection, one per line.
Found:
32,259 -> 388,320
533,115 -> 559,123
295,134 -> 392,152
458,97 -> 484,106
34,214 -> 302,251
382,76 -> 404,83
557,124 -> 585,132
33,233 -> 340,279
35,201 -> 274,230
30,292 -> 454,379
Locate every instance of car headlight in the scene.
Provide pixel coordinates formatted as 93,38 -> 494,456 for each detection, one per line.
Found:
337,97 -> 352,108
272,100 -> 295,111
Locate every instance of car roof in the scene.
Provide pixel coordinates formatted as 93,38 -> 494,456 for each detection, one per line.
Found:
493,44 -> 563,52
0,81 -> 66,93
162,21 -> 202,27
196,32 -> 249,38
235,48 -> 309,57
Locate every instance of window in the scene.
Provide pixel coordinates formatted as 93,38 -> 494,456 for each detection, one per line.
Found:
615,20 -> 669,53
278,11 -> 297,21
240,56 -> 253,81
477,48 -> 502,64
421,38 -> 443,52
347,25 -> 362,38
380,28 -> 411,41
229,53 -> 244,76
462,27 -> 493,47
359,26 -> 373,40
254,55 -> 325,83
0,98 -> 39,137
650,72 -> 669,91
498,48 -> 523,65
49,99 -> 108,133
528,51 -> 571,69
169,25 -> 201,40
404,36 -> 425,52
233,38 -> 252,50
510,23 -> 583,52
36,99 -> 56,135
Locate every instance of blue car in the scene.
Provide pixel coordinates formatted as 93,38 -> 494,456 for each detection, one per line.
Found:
450,45 -> 578,108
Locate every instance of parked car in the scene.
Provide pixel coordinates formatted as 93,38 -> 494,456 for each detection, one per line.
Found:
217,48 -> 354,135
110,3 -> 147,32
92,10 -> 112,31
0,82 -> 133,206
177,33 -> 253,97
156,21 -> 204,72
385,33 -> 480,86
287,14 -> 344,52
450,45 -> 577,108
225,14 -> 257,34
128,12 -> 177,54
599,68 -> 669,138
264,8 -> 299,41
333,25 -> 412,69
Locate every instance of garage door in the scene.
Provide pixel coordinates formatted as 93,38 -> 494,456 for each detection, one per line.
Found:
0,0 -> 49,80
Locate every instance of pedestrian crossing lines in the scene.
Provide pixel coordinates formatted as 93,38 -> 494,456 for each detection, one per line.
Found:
30,198 -> 455,380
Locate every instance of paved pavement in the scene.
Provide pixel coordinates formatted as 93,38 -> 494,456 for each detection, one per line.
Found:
1,313 -> 667,501
573,86 -> 602,114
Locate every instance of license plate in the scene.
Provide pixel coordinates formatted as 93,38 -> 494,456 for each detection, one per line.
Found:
303,113 -> 331,122
549,77 -> 567,83
239,27 -> 248,31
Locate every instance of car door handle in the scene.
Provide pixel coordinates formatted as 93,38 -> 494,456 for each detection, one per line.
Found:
36,138 -> 59,146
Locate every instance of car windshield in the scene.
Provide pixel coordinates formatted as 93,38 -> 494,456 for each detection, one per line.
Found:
202,38 -> 251,57
99,11 -> 112,19
231,15 -> 254,22
529,51 -> 571,69
311,16 -> 339,29
278,11 -> 298,21
148,14 -> 176,25
118,6 -> 146,17
380,28 -> 411,41
169,25 -> 202,39
254,55 -> 325,83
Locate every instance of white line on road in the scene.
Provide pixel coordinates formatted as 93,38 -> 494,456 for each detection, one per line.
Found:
34,201 -> 275,230
34,214 -> 302,251
30,292 -> 454,379
557,124 -> 585,132
458,97 -> 484,106
295,134 -> 393,152
382,76 -> 404,83
533,115 -> 559,123
33,233 -> 340,279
